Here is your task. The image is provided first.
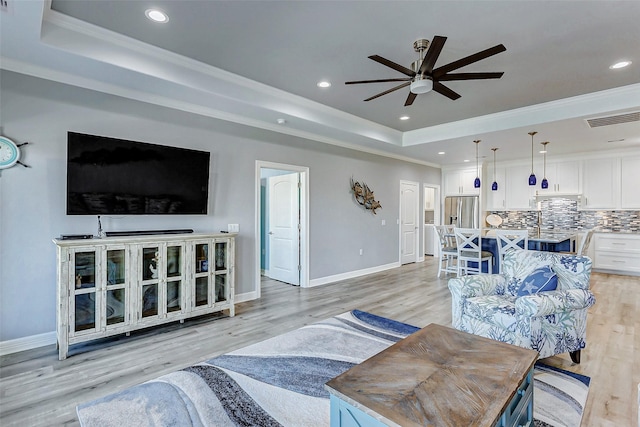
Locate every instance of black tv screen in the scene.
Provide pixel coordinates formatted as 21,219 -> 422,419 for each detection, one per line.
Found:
66,132 -> 210,215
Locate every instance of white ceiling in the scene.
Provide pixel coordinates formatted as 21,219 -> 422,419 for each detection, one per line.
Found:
2,0 -> 639,166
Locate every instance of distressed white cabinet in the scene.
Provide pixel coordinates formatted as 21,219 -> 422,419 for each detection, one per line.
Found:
444,168 -> 481,196
593,233 -> 640,275
536,160 -> 580,195
55,233 -> 235,360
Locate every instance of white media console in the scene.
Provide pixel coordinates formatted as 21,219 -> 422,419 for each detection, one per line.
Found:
54,232 -> 235,360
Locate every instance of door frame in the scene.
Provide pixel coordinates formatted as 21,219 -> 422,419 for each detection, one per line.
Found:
423,183 -> 441,256
255,160 -> 309,298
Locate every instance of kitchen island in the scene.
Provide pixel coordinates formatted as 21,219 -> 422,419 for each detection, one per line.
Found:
481,229 -> 577,273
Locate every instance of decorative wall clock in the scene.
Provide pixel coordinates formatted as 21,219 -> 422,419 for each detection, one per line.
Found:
0,136 -> 30,169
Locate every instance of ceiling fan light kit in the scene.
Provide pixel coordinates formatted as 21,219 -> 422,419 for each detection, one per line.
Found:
410,78 -> 433,94
345,36 -> 506,106
528,131 -> 537,186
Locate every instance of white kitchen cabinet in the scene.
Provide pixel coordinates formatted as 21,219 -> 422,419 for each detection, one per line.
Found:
54,233 -> 235,360
484,166 -> 506,210
593,233 -> 640,275
620,157 -> 640,209
536,160 -> 580,195
504,165 -> 535,210
443,168 -> 480,196
582,158 -> 618,209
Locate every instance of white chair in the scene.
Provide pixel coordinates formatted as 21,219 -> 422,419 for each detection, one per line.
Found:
435,225 -> 458,277
561,228 -> 594,256
577,229 -> 594,256
454,228 -> 493,277
495,229 -> 529,274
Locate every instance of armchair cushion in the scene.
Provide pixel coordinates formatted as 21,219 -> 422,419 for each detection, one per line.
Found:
515,289 -> 595,317
516,264 -> 558,296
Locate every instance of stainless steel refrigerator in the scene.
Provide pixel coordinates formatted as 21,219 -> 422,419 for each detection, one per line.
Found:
444,196 -> 479,228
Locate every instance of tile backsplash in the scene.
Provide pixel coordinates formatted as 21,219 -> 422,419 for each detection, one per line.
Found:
488,198 -> 640,233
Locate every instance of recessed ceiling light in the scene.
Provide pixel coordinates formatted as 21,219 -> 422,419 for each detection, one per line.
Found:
464,159 -> 470,163
438,151 -> 445,155
399,116 -> 410,121
145,9 -> 169,23
317,81 -> 331,88
609,60 -> 632,69
276,118 -> 286,125
539,150 -> 547,154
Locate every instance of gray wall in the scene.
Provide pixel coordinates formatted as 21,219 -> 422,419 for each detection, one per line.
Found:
0,71 -> 440,342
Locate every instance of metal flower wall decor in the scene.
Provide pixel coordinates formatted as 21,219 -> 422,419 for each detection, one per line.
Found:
350,177 -> 382,214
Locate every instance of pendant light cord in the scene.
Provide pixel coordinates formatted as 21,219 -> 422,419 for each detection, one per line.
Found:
528,131 -> 537,174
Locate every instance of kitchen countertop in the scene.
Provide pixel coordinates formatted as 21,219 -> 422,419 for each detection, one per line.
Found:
482,229 -> 577,243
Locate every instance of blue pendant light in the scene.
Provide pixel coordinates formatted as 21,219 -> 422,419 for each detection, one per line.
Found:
491,147 -> 499,191
540,141 -> 549,189
528,131 -> 537,186
473,140 -> 481,188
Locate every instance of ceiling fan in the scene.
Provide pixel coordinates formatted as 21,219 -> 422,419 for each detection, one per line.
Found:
345,36 -> 506,106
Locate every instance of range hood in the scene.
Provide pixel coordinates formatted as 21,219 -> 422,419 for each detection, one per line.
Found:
534,193 -> 582,202
534,193 -> 582,205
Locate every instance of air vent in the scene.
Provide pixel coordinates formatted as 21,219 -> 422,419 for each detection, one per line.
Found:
586,111 -> 640,128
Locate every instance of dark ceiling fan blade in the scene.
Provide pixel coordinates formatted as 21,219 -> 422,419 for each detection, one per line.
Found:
433,81 -> 461,100
418,35 -> 447,76
432,44 -> 506,78
364,81 -> 411,101
368,55 -> 415,77
404,92 -> 418,106
438,72 -> 504,81
345,77 -> 412,85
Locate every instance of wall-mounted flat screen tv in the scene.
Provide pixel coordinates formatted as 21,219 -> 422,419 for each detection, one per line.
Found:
67,132 -> 210,215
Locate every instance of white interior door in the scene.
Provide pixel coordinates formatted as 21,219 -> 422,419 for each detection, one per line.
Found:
267,173 -> 300,285
400,181 -> 419,265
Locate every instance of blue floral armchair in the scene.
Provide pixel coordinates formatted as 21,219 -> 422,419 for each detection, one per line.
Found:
448,248 -> 595,363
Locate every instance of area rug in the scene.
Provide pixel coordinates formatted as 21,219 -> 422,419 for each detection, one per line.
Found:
77,310 -> 590,427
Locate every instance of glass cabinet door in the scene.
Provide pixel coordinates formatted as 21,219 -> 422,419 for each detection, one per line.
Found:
193,240 -> 229,308
165,245 -> 183,314
72,250 -> 97,333
194,243 -> 210,307
215,274 -> 227,302
141,246 -> 160,318
215,242 -> 227,271
105,248 -> 127,326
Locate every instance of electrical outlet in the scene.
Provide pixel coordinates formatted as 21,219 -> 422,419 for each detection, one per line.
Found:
359,249 -> 363,255
381,219 -> 386,226
228,224 -> 239,233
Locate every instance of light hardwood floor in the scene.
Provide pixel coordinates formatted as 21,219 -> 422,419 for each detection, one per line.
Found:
0,257 -> 638,426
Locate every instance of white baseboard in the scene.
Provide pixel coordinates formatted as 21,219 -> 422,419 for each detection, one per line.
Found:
235,290 -> 258,303
0,331 -> 56,356
308,262 -> 401,287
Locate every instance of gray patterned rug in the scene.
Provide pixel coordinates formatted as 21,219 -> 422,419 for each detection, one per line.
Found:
77,310 -> 589,426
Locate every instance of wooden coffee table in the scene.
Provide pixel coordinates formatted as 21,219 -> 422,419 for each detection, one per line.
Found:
325,323 -> 538,427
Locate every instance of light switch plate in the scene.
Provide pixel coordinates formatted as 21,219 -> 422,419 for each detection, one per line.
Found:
228,224 -> 239,233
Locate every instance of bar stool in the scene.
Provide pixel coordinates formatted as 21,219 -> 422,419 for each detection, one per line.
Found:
435,225 -> 458,277
455,228 -> 493,276
495,229 -> 529,274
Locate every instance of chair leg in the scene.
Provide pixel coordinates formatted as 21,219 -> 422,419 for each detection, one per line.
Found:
569,350 -> 581,364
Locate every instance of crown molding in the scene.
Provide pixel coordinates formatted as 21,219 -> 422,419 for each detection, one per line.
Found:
403,83 -> 640,146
